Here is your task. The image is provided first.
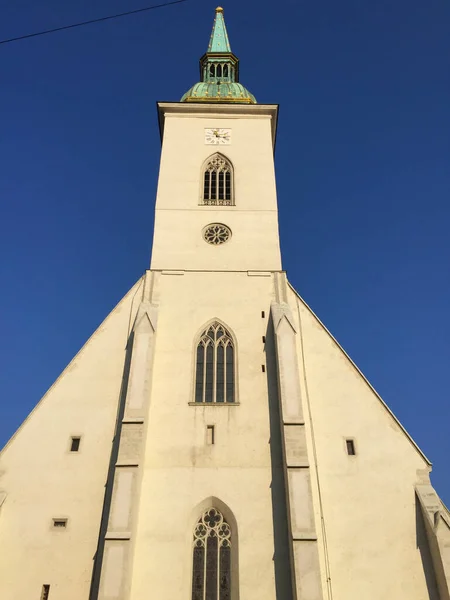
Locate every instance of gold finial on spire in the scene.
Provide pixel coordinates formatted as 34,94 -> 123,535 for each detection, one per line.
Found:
216,6 -> 224,12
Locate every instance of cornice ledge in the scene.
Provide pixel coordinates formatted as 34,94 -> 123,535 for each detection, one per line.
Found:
157,102 -> 279,148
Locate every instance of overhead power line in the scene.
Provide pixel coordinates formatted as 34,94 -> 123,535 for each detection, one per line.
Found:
0,0 -> 187,46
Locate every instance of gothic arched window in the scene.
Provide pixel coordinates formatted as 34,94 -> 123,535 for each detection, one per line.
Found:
202,154 -> 234,206
195,321 -> 235,404
192,508 -> 231,600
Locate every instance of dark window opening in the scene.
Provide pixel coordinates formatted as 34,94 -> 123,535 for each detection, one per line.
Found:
70,437 -> 80,452
53,519 -> 67,528
346,439 -> 356,455
261,365 -> 266,373
202,155 -> 233,206
204,170 -> 210,200
261,311 -> 265,318
195,322 -> 235,404
41,585 -> 50,600
195,345 -> 204,403
207,425 -> 215,445
192,508 -> 231,600
225,172 -> 231,201
205,345 -> 214,403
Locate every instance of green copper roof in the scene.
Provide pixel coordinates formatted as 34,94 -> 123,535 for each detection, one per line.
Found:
207,7 -> 231,53
181,7 -> 257,105
181,82 -> 256,104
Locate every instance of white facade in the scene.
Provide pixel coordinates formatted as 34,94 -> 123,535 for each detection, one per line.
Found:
1,57 -> 449,600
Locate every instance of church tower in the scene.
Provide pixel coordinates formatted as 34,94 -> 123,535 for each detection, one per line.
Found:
0,7 -> 449,600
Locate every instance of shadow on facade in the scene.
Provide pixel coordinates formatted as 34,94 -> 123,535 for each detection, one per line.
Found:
88,332 -> 135,600
265,314 -> 294,600
415,494 -> 440,600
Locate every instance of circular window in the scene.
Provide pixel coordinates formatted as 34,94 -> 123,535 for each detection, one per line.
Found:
203,223 -> 231,245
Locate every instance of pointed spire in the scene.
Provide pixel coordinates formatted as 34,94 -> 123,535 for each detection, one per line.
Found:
207,7 -> 232,53
180,7 -> 257,104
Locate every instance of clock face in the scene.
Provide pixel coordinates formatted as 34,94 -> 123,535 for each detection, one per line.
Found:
205,128 -> 231,145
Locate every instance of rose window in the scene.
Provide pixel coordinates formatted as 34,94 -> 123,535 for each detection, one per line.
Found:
203,224 -> 231,245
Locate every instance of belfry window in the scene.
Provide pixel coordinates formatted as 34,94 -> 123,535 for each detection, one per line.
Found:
192,508 -> 231,600
202,154 -> 233,206
195,322 -> 235,404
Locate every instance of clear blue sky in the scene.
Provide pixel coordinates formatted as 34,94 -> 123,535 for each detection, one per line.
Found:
1,0 -> 449,503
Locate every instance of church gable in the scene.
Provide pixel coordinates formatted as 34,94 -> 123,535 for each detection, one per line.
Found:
287,283 -> 435,598
288,283 -> 429,467
0,278 -> 143,598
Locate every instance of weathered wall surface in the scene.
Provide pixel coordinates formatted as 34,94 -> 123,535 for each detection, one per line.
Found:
0,280 -> 142,600
286,284 -> 441,599
127,271 -> 283,600
150,104 -> 282,273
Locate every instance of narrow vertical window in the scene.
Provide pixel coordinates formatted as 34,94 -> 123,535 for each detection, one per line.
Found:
192,544 -> 205,600
195,345 -> 205,403
192,508 -> 231,600
225,171 -> 231,201
194,322 -> 235,404
202,154 -> 234,206
211,171 -> 217,200
206,534 -> 218,599
207,425 -> 215,445
216,345 -> 225,403
205,345 -> 214,403
70,437 -> 80,452
41,585 -> 50,600
346,439 -> 356,455
218,170 -> 224,201
204,170 -> 210,200
225,345 -> 234,403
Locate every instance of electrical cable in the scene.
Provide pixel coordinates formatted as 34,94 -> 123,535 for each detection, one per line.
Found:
0,0 -> 187,46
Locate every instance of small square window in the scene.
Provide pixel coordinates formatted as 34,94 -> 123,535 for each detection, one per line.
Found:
346,439 -> 356,456
41,585 -> 50,600
70,437 -> 81,452
52,518 -> 67,528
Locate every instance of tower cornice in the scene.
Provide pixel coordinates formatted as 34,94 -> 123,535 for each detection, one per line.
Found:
157,102 -> 279,149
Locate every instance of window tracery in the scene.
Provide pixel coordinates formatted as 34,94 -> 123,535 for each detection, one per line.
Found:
202,154 -> 233,206
195,321 -> 235,404
203,224 -> 231,245
192,508 -> 231,600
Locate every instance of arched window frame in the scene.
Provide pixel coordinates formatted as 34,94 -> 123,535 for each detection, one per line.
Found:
189,498 -> 239,600
191,320 -> 239,406
200,153 -> 235,207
